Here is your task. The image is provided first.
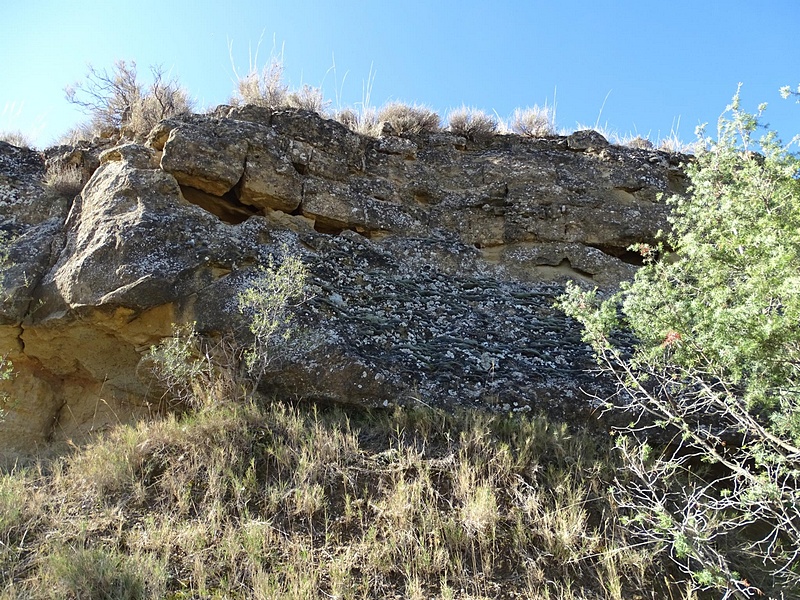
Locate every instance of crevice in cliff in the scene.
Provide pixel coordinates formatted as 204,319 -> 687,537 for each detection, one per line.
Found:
555,258 -> 595,280
46,399 -> 70,444
588,243 -> 645,266
179,184 -> 259,225
311,216 -> 370,238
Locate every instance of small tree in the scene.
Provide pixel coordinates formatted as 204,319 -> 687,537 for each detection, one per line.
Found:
561,88 -> 800,597
65,60 -> 193,140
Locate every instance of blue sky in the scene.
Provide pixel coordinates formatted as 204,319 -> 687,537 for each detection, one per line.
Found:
2,0 -> 798,147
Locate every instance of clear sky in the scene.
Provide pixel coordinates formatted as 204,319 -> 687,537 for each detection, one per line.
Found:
2,0 -> 798,147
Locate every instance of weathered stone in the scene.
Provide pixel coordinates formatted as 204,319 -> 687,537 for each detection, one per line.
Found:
567,129 -> 610,151
99,142 -> 159,169
238,127 -> 304,213
0,107 -> 691,456
160,117 -> 249,195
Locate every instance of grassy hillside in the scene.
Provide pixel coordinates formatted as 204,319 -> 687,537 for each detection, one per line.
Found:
0,398 -> 687,599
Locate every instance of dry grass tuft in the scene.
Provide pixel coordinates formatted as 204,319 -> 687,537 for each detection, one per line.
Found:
287,84 -> 329,113
233,56 -> 290,110
446,106 -> 498,139
0,131 -> 33,149
622,135 -> 654,150
510,105 -> 556,137
43,163 -> 85,198
334,107 -> 381,137
377,102 -> 440,135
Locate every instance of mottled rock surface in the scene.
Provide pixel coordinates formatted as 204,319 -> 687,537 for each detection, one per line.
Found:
0,109 -> 688,455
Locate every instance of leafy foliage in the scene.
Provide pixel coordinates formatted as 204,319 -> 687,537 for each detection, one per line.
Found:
147,323 -> 211,410
560,88 -> 800,597
148,247 -> 309,408
238,248 -> 309,381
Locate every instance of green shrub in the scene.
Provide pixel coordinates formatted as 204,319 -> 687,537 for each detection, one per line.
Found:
0,231 -> 13,422
238,247 -> 309,383
147,322 -> 210,410
560,88 -> 800,596
0,354 -> 11,419
148,247 -> 309,407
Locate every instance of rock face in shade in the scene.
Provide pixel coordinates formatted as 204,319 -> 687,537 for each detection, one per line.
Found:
0,108 -> 688,455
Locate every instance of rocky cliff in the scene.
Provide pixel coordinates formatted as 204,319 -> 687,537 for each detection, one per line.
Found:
0,106 -> 687,455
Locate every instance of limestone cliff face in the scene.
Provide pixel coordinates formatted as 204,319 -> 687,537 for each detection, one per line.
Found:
0,107 -> 687,454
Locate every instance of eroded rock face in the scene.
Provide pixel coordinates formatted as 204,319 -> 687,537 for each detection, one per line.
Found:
0,110 -> 688,455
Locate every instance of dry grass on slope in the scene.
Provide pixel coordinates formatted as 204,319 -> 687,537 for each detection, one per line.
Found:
0,400 -> 690,599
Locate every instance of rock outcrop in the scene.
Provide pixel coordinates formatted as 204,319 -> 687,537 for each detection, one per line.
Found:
0,108 -> 687,455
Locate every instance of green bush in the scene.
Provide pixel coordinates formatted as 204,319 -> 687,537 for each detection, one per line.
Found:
238,247 -> 309,383
0,231 -> 13,421
148,247 -> 308,407
561,88 -> 800,597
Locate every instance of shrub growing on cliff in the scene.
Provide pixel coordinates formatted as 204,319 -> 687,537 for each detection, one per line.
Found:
43,162 -> 84,198
286,83 -> 329,113
510,105 -> 556,137
0,355 -> 11,421
238,248 -> 309,384
229,40 -> 328,115
378,102 -> 440,135
0,231 -> 12,421
560,88 -> 800,597
65,60 -> 193,140
148,247 -> 309,407
0,131 -> 33,148
232,52 -> 289,110
446,106 -> 497,139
